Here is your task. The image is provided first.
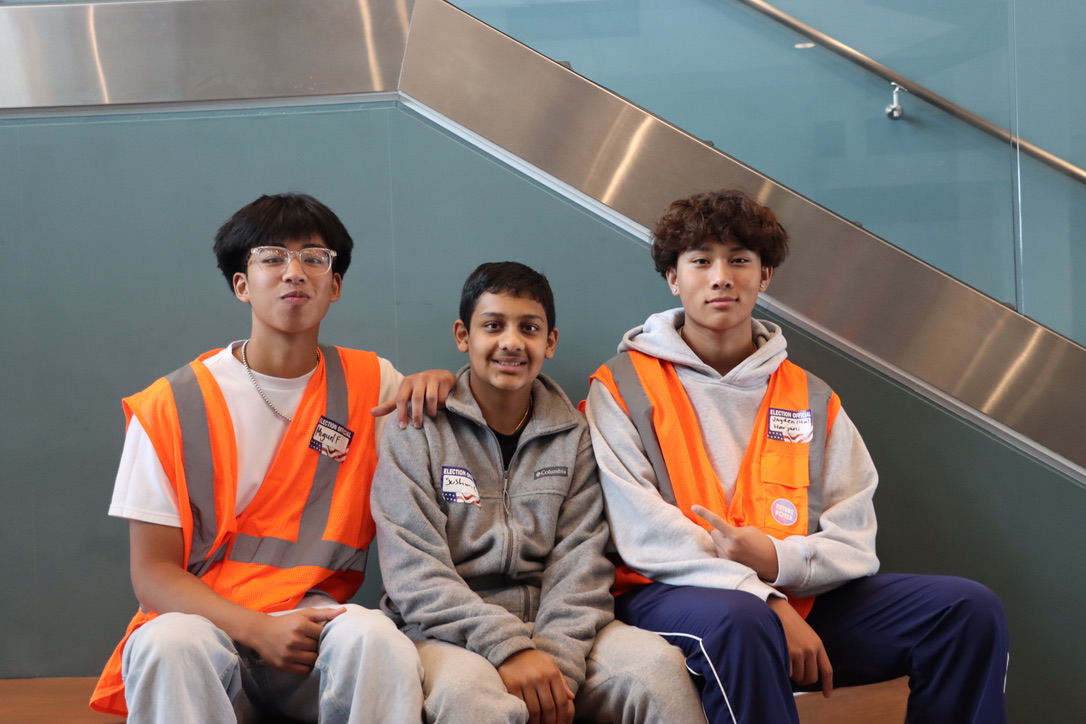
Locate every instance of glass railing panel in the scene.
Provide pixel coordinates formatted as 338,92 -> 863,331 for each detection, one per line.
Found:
767,1 -> 1017,126
1011,3 -> 1086,343
1015,153 -> 1086,343
449,1 -> 1086,347
770,0 -> 1086,346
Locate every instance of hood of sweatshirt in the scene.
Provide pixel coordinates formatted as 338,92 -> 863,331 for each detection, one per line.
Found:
609,308 -> 792,526
617,307 -> 787,388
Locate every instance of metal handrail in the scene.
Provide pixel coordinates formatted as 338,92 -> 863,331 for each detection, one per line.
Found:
733,0 -> 1086,186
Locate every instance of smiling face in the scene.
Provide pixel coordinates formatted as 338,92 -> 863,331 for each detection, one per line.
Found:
232,234 -> 341,340
454,291 -> 558,409
666,237 -> 773,348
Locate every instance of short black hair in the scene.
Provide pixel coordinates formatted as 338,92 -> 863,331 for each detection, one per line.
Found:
212,193 -> 354,290
459,261 -> 556,332
651,188 -> 789,277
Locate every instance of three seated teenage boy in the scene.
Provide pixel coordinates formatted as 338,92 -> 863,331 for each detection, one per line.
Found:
96,188 -> 1009,724
92,193 -> 455,724
372,262 -> 705,724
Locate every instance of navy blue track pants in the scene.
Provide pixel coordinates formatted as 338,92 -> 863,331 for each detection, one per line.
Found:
615,573 -> 1009,724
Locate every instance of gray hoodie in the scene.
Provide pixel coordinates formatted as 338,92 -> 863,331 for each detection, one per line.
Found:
372,368 -> 613,692
585,309 -> 879,603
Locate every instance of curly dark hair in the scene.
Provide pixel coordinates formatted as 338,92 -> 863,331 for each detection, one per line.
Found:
650,188 -> 789,277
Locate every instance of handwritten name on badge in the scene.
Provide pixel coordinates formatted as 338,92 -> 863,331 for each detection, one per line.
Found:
310,415 -> 354,462
441,466 -> 481,506
767,407 -> 813,444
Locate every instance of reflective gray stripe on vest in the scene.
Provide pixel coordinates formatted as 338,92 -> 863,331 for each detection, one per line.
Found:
601,353 -> 829,535
603,354 -> 680,506
804,373 -> 833,532
164,363 -> 222,574
165,345 -> 366,577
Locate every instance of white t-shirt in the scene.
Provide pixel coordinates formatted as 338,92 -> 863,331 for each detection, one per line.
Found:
109,342 -> 404,527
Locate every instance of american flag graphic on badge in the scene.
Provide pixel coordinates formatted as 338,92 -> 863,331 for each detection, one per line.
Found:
310,415 -> 354,461
441,465 -> 481,506
767,408 -> 813,444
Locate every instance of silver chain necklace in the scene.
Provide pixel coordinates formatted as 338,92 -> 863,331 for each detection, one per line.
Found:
239,340 -> 319,424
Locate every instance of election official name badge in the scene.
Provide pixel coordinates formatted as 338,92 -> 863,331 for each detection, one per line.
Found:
310,415 -> 354,462
441,466 -> 481,506
767,407 -> 814,444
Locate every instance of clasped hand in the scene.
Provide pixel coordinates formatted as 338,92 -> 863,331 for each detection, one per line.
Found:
249,606 -> 345,675
498,649 -> 575,724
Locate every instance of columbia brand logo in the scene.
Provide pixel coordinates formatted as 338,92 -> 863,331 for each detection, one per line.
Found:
534,466 -> 569,479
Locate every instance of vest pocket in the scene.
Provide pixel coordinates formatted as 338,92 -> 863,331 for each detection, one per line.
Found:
761,452 -> 809,487
759,452 -> 808,536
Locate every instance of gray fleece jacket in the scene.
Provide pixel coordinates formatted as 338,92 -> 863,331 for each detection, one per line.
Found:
372,367 -> 613,692
585,309 -> 880,603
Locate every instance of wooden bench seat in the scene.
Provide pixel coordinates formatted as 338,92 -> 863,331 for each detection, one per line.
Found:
0,675 -> 909,723
0,678 -> 123,724
795,677 -> 908,723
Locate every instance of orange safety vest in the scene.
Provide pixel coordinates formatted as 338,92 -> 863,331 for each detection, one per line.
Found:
90,346 -> 381,716
590,350 -> 840,618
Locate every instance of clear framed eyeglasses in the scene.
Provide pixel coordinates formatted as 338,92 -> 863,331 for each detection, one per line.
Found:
248,246 -> 337,275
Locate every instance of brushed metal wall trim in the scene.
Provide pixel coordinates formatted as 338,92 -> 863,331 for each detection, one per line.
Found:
1,0 -> 1082,481
0,0 -> 411,108
0,93 -> 401,121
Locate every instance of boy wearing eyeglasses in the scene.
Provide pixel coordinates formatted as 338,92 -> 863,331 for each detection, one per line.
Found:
91,193 -> 454,724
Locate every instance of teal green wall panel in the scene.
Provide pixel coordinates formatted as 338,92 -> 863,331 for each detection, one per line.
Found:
0,127 -> 28,668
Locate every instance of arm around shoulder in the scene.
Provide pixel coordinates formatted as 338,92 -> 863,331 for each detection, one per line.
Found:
370,364 -> 456,429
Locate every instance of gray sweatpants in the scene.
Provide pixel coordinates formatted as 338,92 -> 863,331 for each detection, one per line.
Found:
122,603 -> 424,724
415,619 -> 707,724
